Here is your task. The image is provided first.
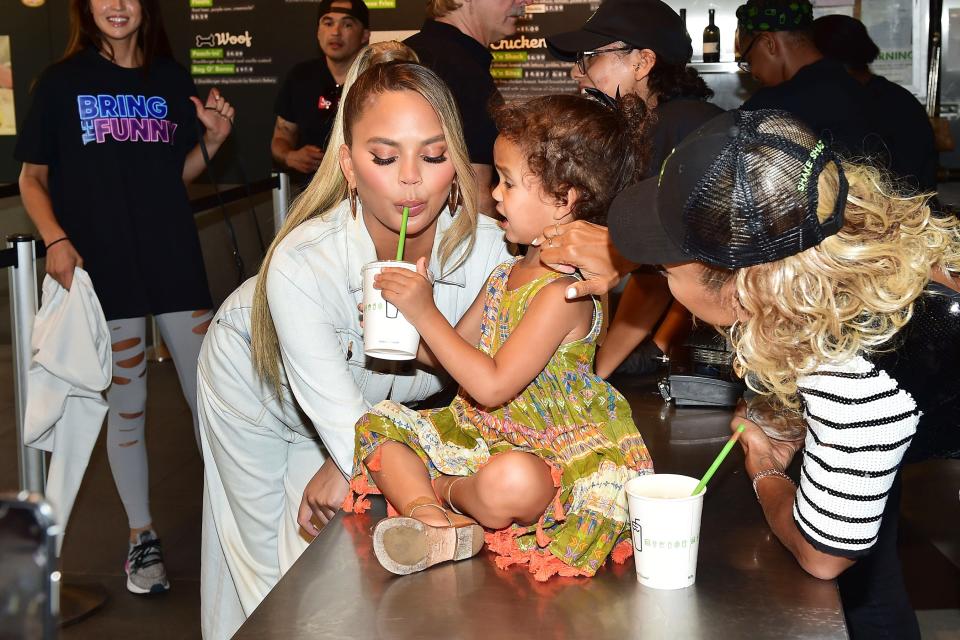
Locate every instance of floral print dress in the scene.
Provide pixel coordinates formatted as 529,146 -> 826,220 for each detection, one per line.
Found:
345,259 -> 654,581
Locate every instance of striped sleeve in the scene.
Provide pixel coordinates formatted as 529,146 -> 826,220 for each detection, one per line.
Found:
794,356 -> 920,558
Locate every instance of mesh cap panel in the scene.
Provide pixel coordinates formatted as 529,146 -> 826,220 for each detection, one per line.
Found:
683,110 -> 847,269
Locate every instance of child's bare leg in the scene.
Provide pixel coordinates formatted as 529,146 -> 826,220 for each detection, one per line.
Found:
436,451 -> 555,529
365,442 -> 449,527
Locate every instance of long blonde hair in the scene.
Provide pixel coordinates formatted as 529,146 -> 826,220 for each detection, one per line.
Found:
724,163 -> 960,407
251,43 -> 479,391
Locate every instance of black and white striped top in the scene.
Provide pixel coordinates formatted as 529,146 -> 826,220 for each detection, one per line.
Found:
794,355 -> 921,558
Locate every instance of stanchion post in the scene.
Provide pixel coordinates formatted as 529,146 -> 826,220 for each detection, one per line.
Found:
7,233 -> 46,494
272,171 -> 291,234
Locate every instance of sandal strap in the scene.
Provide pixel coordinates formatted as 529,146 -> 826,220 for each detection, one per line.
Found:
445,477 -> 468,515
402,496 -> 454,527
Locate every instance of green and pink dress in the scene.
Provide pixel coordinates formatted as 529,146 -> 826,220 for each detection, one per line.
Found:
344,259 -> 654,581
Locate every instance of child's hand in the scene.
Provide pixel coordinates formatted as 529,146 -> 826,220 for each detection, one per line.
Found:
374,257 -> 436,324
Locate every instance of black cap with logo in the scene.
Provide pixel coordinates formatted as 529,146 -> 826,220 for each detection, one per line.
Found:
317,0 -> 370,29
547,0 -> 691,65
736,0 -> 814,34
608,109 -> 848,269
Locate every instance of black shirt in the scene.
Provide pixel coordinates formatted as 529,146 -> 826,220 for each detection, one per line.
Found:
836,283 -> 960,639
274,58 -> 341,151
405,20 -> 500,166
742,58 -> 875,159
863,74 -> 937,192
14,47 -> 211,320
646,98 -> 725,178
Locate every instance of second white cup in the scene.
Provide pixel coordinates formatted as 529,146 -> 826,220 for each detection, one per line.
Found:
625,474 -> 704,590
361,260 -> 421,361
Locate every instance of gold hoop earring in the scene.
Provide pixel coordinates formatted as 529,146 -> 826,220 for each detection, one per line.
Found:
349,187 -> 358,218
448,178 -> 461,214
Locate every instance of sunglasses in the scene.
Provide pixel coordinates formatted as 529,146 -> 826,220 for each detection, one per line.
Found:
575,45 -> 635,75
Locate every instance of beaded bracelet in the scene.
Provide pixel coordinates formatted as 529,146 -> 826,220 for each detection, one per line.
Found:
45,236 -> 70,250
751,468 -> 795,500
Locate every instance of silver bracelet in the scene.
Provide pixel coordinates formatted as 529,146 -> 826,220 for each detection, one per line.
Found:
751,468 -> 795,500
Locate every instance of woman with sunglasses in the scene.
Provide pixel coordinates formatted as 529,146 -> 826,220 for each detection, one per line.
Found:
546,0 -> 722,379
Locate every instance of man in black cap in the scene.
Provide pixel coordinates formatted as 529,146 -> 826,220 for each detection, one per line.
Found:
271,0 -> 370,181
736,0 -> 876,159
547,0 -> 724,379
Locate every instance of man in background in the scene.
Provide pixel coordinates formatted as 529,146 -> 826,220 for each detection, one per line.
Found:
272,0 -> 369,183
405,0 -> 532,215
736,0 -> 875,159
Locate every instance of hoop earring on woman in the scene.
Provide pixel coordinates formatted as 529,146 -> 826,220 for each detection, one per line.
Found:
448,178 -> 461,214
349,187 -> 359,218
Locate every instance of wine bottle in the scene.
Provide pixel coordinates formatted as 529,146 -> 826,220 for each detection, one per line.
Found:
680,8 -> 688,38
703,8 -> 720,63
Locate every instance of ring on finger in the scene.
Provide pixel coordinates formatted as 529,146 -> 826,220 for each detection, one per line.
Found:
547,236 -> 556,248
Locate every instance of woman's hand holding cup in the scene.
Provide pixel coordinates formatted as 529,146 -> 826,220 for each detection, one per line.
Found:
731,402 -> 804,478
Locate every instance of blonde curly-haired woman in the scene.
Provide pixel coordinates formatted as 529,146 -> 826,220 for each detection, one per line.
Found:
543,109 -> 959,639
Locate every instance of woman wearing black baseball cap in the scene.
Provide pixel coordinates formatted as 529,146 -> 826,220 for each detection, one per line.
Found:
545,108 -> 960,638
547,0 -> 723,378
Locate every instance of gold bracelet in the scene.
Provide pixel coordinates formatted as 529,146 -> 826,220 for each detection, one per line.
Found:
751,468 -> 795,500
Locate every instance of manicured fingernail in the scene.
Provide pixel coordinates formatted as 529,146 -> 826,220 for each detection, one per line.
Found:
531,237 -> 541,246
566,286 -> 577,299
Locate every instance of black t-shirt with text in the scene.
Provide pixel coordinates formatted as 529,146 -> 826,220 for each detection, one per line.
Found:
14,47 -> 211,320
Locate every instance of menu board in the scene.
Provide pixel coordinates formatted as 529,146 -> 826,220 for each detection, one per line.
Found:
180,0 -> 586,99
186,1 -> 280,87
491,2 -> 594,102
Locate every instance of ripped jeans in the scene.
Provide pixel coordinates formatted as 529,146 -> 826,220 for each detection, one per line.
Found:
107,310 -> 212,529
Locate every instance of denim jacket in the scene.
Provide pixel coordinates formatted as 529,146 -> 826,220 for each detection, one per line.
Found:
202,199 -> 509,476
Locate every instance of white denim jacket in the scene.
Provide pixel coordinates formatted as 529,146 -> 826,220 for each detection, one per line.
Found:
202,199 -> 509,476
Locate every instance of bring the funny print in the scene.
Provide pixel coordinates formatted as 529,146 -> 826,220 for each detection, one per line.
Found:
77,94 -> 177,145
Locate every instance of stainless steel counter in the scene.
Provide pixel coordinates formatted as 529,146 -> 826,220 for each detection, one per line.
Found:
237,377 -> 848,639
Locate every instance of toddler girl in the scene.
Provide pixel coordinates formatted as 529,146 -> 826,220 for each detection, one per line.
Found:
345,93 -> 653,581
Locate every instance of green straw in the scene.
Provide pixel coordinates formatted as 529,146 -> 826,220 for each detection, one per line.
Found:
691,424 -> 745,496
395,207 -> 409,261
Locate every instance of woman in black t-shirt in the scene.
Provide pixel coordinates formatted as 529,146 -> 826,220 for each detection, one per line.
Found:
16,0 -> 234,595
546,0 -> 724,378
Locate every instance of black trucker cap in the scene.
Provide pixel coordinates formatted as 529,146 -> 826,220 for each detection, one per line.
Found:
608,109 -> 848,269
317,0 -> 370,29
547,0 -> 692,65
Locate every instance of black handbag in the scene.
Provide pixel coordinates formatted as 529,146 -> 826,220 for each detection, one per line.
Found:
658,328 -> 745,407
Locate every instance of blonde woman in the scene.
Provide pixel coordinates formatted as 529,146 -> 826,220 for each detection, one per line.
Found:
544,109 -> 958,638
196,45 -> 509,640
